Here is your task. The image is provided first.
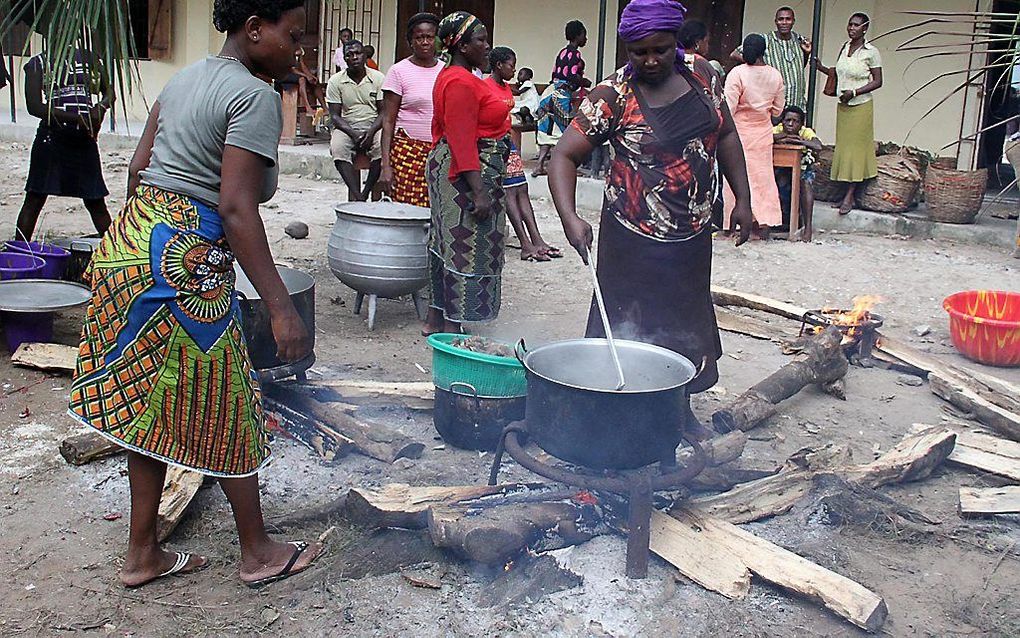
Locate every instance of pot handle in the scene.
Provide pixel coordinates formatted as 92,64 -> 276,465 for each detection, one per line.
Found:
687,356 -> 709,395
514,338 -> 528,366
449,381 -> 480,409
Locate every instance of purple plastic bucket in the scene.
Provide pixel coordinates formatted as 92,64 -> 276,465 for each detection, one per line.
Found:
2,311 -> 54,352
4,241 -> 71,279
0,252 -> 46,281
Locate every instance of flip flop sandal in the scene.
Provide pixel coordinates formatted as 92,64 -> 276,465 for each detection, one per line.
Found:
245,541 -> 321,589
125,551 -> 208,589
543,247 -> 564,258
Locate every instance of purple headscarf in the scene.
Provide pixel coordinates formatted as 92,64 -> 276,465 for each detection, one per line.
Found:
618,0 -> 687,76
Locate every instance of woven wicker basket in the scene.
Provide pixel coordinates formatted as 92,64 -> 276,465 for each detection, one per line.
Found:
811,146 -> 844,202
855,154 -> 923,213
924,166 -> 987,224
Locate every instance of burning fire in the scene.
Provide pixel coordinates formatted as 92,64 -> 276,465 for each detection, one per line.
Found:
813,295 -> 882,340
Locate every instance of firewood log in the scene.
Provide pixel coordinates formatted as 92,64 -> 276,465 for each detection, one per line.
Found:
59,432 -> 122,466
427,501 -> 594,565
263,384 -> 424,463
156,468 -> 204,542
712,326 -> 848,433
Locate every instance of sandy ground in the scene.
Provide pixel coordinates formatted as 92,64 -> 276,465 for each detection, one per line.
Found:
0,140 -> 1018,637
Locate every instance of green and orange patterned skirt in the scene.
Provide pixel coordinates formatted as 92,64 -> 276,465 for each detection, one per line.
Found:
426,136 -> 508,323
68,185 -> 270,477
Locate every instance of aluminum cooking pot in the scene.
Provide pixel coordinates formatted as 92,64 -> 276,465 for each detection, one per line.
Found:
516,338 -> 698,470
328,200 -> 430,299
234,264 -> 315,379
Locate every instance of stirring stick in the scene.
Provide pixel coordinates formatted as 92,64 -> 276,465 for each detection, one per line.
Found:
586,247 -> 626,390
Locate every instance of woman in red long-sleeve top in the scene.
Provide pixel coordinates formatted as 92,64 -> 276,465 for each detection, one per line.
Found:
424,11 -> 511,335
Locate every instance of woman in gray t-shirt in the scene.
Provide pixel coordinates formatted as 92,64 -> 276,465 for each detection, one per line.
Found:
69,0 -> 323,589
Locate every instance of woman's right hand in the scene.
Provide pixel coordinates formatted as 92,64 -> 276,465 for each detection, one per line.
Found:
270,307 -> 312,363
470,190 -> 492,221
562,214 -> 594,263
378,164 -> 394,195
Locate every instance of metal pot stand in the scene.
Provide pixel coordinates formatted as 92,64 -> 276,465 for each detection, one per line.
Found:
488,421 -> 706,579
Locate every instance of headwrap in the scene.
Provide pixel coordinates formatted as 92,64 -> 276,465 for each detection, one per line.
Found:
617,0 -> 687,76
436,11 -> 483,55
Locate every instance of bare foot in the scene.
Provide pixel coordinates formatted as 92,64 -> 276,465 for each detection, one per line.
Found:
239,540 -> 324,586
521,246 -> 551,261
536,243 -> 563,258
120,548 -> 209,588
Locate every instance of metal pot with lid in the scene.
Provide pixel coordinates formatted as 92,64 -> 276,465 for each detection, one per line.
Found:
516,338 -> 699,470
327,199 -> 430,330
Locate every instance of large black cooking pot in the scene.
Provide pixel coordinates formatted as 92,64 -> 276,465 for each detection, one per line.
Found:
433,382 -> 526,452
516,338 -> 698,470
234,264 -> 315,379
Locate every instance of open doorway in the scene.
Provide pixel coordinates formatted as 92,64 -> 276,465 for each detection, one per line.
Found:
394,0 -> 495,62
615,0 -> 745,72
977,0 -> 1020,194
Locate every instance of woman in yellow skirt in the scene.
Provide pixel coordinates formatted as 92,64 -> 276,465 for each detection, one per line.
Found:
815,12 -> 883,215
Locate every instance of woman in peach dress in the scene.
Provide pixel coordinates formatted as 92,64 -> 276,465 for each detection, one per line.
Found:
723,34 -> 785,238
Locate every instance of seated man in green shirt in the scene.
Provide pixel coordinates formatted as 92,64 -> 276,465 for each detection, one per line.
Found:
327,40 -> 385,202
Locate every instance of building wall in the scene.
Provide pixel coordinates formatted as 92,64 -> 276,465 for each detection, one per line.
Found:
0,0 -> 218,129
492,0 -> 620,84
741,0 -> 987,165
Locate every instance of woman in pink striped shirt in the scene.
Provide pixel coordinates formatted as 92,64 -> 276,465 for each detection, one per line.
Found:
379,12 -> 443,207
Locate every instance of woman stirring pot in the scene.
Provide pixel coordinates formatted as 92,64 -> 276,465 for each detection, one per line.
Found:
548,0 -> 753,435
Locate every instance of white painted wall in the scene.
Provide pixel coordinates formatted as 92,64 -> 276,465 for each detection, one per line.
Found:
492,0 -> 620,84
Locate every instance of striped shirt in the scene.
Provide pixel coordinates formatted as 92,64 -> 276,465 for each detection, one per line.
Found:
763,31 -> 807,110
381,57 -> 444,142
24,50 -> 99,117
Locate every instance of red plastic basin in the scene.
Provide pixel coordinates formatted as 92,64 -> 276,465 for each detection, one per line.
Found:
943,290 -> 1020,367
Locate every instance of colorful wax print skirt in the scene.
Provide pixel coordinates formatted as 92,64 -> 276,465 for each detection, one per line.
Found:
426,137 -> 508,323
68,185 -> 270,477
504,140 -> 527,189
535,80 -> 575,146
390,128 -> 432,207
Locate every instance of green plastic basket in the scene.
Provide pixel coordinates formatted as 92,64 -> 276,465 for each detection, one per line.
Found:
427,333 -> 526,398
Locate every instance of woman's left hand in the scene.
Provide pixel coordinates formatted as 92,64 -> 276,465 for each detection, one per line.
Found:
839,90 -> 854,104
729,199 -> 754,247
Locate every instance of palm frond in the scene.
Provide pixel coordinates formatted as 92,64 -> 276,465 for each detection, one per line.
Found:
881,10 -> 1019,150
0,0 -> 141,113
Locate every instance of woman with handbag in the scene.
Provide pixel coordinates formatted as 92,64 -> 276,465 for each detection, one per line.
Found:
815,12 -> 883,216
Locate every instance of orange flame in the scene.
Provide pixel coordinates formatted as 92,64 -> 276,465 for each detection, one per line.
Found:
813,296 -> 883,340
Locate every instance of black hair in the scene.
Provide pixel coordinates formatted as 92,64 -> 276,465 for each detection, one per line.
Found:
213,0 -> 304,33
364,44 -> 375,56
489,46 -> 516,68
565,20 -> 586,41
344,39 -> 363,54
519,67 -> 534,79
406,12 -> 440,42
677,19 -> 708,49
340,27 -> 354,36
850,12 -> 870,27
781,105 -> 806,122
776,6 -> 795,17
742,33 -> 766,64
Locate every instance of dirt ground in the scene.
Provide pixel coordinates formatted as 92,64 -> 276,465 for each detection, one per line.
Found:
0,140 -> 1018,637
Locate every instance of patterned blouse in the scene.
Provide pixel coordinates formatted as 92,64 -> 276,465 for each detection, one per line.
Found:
552,45 -> 585,88
571,62 -> 725,241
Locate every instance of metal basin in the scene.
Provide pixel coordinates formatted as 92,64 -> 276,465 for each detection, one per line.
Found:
234,264 -> 315,377
517,338 -> 698,470
328,201 -> 430,299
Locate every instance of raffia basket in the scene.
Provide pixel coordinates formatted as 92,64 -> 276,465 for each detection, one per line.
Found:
811,146 -> 843,202
924,166 -> 987,224
855,153 -> 923,213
